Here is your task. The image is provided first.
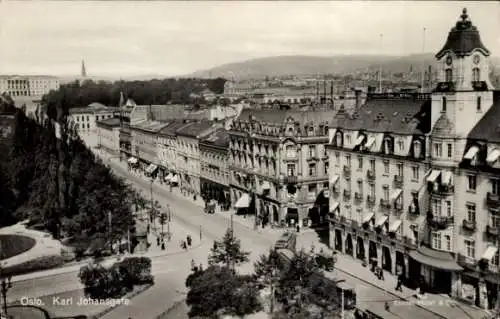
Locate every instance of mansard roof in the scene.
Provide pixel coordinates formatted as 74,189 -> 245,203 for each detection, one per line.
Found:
431,115 -> 455,138
330,94 -> 431,135
238,109 -> 334,126
468,91 -> 500,143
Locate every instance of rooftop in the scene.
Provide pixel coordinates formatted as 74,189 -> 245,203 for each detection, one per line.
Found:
436,8 -> 490,59
468,91 -> 500,143
201,129 -> 230,148
331,95 -> 431,134
176,121 -> 214,138
158,120 -> 191,137
238,108 -> 336,126
131,120 -> 170,133
69,103 -> 119,114
96,117 -> 121,127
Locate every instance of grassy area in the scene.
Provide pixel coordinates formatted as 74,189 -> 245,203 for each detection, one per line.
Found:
0,234 -> 36,260
6,305 -> 51,319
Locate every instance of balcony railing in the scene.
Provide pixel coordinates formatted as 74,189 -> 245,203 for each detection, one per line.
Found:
343,190 -> 352,199
487,192 -> 500,207
430,216 -> 454,230
354,192 -> 363,202
343,165 -> 351,178
367,195 -> 376,205
462,219 -> 477,231
380,199 -> 391,209
427,182 -> 455,195
366,170 -> 375,182
486,225 -> 499,237
285,175 -> 298,184
394,175 -> 403,187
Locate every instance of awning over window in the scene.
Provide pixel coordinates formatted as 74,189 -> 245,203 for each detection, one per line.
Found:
128,157 -> 138,164
164,173 -> 172,181
235,193 -> 250,209
375,215 -> 388,227
328,129 -> 337,144
441,171 -> 452,185
409,246 -> 463,271
330,202 -> 339,212
390,189 -> 402,201
426,170 -> 441,183
146,164 -> 158,174
363,212 -> 374,223
355,135 -> 365,146
389,220 -> 402,233
464,146 -> 479,160
487,149 -> 500,164
261,181 -> 271,190
330,174 -> 340,185
365,136 -> 376,149
170,175 -> 179,183
482,246 -> 498,261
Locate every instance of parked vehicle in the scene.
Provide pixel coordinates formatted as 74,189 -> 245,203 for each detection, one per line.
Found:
204,200 -> 216,214
274,232 -> 297,251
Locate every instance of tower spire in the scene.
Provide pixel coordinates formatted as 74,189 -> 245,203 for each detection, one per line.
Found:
81,59 -> 87,78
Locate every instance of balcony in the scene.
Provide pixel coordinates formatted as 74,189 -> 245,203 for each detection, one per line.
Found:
435,82 -> 455,92
427,182 -> 454,195
487,192 -> 500,208
354,192 -> 363,202
343,190 -> 352,199
367,195 -> 376,205
486,225 -> 499,237
429,216 -> 454,230
343,165 -> 351,178
366,170 -> 375,183
285,175 -> 298,184
380,199 -> 391,209
462,219 -> 477,231
394,175 -> 404,188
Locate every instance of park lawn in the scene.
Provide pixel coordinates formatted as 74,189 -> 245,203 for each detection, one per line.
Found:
0,234 -> 36,260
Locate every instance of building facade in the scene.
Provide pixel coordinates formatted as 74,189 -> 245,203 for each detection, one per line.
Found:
327,8 -> 500,310
130,120 -> 169,175
157,121 -> 191,182
0,75 -> 60,97
200,129 -> 231,209
228,109 -> 335,228
175,121 -> 218,197
96,117 -> 121,154
69,103 -> 118,148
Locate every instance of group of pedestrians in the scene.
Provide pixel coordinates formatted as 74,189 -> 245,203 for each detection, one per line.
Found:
180,234 -> 192,250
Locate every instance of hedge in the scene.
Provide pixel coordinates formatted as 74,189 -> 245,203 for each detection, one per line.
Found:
1,255 -> 65,277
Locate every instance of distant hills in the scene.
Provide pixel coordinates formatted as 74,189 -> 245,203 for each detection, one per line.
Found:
188,54 -> 500,80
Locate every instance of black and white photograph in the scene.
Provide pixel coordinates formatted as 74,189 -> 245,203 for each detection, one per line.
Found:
0,1 -> 499,318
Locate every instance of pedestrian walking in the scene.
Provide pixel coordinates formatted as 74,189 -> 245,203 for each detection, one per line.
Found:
186,235 -> 192,247
384,302 -> 390,312
395,275 -> 403,292
296,224 -> 300,233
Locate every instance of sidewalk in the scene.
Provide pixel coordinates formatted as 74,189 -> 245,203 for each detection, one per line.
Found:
298,231 -> 491,319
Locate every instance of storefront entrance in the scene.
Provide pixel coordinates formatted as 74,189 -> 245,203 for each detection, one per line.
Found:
356,237 -> 365,261
382,246 -> 392,272
345,234 -> 353,256
369,241 -> 378,267
335,229 -> 343,252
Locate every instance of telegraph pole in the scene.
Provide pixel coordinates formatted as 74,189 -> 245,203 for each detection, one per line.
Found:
420,27 -> 427,93
108,211 -> 112,252
341,289 -> 345,319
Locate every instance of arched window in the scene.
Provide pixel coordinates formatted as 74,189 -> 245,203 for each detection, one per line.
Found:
445,69 -> 453,82
442,97 -> 447,112
472,68 -> 480,82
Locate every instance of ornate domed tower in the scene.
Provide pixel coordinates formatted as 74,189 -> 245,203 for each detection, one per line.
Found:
431,8 -> 495,138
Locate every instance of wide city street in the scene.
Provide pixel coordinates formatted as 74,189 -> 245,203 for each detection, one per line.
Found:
7,157 -> 444,319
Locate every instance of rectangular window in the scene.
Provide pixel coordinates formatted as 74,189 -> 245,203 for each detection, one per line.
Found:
433,143 -> 442,157
444,235 -> 451,251
345,155 -> 351,166
308,145 -> 316,158
383,161 -> 390,174
324,162 -> 329,176
335,152 -> 340,164
369,159 -> 375,171
346,135 -> 351,144
492,179 -> 500,195
432,199 -> 442,216
492,215 -> 500,228
466,203 -> 476,222
447,143 -> 452,158
357,156 -> 363,170
308,163 -> 317,176
432,232 -> 442,250
357,180 -> 363,193
369,184 -> 375,197
465,240 -> 475,259
467,175 -> 477,191
412,166 -> 419,180
287,164 -> 296,176
286,145 -> 296,158
396,163 -> 403,176
397,139 -> 404,152
445,200 -> 452,217
383,186 -> 389,201
323,145 -> 328,157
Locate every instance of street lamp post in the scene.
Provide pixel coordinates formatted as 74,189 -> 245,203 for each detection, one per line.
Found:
0,271 -> 12,316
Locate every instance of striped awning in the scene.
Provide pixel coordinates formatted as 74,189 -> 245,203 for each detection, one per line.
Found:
235,193 -> 250,209
482,246 -> 498,261
330,202 -> 340,212
170,175 -> 179,183
464,146 -> 479,160
375,215 -> 388,227
330,174 -> 340,185
164,173 -> 172,181
391,189 -> 402,201
355,135 -> 365,146
365,136 -> 376,149
389,220 -> 402,233
487,149 -> 500,164
363,212 -> 374,223
426,170 -> 441,183
146,164 -> 158,174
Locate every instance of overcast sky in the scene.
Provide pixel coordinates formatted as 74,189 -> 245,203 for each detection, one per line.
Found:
1,1 -> 499,77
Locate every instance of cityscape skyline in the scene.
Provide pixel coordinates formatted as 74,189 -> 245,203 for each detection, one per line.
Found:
1,1 -> 499,77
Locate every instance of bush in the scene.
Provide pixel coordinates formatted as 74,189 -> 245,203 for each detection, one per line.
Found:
1,255 -> 65,277
116,257 -> 153,285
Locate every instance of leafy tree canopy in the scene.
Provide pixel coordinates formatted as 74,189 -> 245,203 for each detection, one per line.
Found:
208,227 -> 250,270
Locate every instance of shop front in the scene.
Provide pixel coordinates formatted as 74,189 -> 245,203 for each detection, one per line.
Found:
409,245 -> 463,295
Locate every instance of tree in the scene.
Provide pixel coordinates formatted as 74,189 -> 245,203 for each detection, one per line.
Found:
208,227 -> 250,270
185,265 -> 262,318
253,249 -> 281,313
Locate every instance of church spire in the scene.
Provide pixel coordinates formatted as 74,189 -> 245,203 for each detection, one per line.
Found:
81,59 -> 87,78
